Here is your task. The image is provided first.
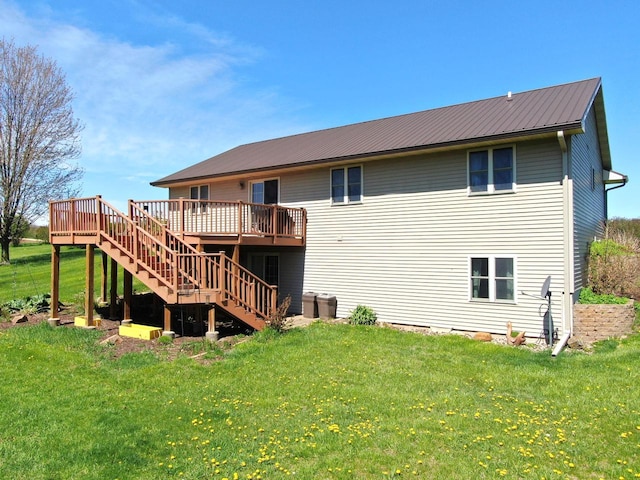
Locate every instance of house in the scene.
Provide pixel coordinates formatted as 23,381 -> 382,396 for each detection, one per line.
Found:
50,78 -> 627,347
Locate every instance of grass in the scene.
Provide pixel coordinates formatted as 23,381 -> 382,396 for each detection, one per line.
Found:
0,243 -> 147,305
0,322 -> 639,479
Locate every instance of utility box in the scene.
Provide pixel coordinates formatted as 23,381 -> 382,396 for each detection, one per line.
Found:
317,294 -> 337,319
302,292 -> 318,318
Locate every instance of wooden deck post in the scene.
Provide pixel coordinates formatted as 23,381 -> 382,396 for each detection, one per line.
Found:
123,269 -> 132,323
49,245 -> 60,326
85,245 -> 95,326
270,286 -> 278,316
109,258 -> 118,319
100,251 -> 108,302
205,305 -> 218,342
218,251 -> 226,293
163,305 -> 173,335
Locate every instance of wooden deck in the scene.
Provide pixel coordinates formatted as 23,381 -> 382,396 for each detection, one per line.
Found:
48,196 -> 299,332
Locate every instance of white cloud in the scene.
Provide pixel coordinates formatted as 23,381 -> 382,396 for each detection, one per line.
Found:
0,0 -> 310,202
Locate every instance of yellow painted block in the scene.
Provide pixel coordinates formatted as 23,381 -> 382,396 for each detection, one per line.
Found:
119,323 -> 162,340
74,316 -> 102,327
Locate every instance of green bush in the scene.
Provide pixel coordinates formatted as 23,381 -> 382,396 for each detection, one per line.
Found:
348,305 -> 378,325
578,287 -> 628,305
590,239 -> 629,257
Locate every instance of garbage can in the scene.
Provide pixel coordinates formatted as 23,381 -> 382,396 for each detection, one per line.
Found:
302,292 -> 318,319
317,294 -> 337,319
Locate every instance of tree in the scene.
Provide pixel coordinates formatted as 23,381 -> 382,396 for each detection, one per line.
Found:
9,214 -> 29,247
0,39 -> 83,263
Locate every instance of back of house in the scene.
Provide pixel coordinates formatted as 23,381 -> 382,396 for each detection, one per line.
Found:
152,77 -> 627,340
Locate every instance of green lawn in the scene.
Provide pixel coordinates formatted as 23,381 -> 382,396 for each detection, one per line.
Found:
0,321 -> 638,479
0,243 -> 147,305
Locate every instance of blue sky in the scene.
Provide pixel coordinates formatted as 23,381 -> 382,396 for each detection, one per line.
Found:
1,0 -> 638,218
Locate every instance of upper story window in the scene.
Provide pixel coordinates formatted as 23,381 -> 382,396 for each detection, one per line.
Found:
190,185 -> 209,200
470,256 -> 516,302
331,165 -> 362,204
468,146 -> 515,194
251,179 -> 279,204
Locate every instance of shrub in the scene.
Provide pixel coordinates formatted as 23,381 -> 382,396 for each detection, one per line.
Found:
265,295 -> 292,333
348,305 -> 378,325
608,217 -> 640,241
578,287 -> 628,305
588,229 -> 640,299
2,293 -> 51,314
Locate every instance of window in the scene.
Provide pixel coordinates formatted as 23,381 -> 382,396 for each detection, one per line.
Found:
190,185 -> 209,212
331,166 -> 362,204
251,179 -> 279,204
470,256 -> 515,302
468,146 -> 515,193
190,185 -> 209,200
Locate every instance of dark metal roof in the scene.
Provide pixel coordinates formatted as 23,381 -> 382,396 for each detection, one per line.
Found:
153,78 -> 606,186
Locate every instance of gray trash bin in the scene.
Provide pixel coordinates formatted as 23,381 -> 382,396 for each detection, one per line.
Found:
317,294 -> 337,319
302,292 -> 318,318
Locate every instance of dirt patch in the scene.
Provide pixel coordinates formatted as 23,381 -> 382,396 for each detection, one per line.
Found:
0,308 -> 253,362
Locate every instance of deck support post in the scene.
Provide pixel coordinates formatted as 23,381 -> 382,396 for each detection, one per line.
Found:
49,245 -> 60,326
162,305 -> 174,338
84,245 -> 95,326
206,305 -> 218,342
100,251 -> 108,303
109,258 -> 118,319
122,269 -> 132,324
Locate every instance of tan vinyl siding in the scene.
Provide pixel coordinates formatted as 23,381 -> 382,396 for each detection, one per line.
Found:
283,138 -> 566,336
169,181 -> 246,201
570,107 -> 606,290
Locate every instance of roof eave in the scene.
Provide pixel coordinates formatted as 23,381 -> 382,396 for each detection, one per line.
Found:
150,123 -> 585,188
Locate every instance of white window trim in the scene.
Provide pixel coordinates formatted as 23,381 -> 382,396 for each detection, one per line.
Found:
467,145 -> 517,195
468,255 -> 518,303
249,177 -> 280,204
330,165 -> 363,205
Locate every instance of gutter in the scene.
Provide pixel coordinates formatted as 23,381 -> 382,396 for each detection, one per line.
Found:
604,170 -> 629,218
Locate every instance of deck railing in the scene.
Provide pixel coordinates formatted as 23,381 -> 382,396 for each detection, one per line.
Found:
49,196 -> 278,321
133,199 -> 306,242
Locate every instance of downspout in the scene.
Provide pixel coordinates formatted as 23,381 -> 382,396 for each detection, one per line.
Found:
605,180 -> 628,219
553,131 -> 574,356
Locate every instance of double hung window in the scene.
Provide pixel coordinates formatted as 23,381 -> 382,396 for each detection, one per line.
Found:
190,185 -> 209,212
468,146 -> 515,193
470,256 -> 516,302
190,185 -> 209,201
331,166 -> 362,204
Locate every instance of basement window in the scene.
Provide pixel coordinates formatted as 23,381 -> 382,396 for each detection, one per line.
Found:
469,256 -> 516,302
468,146 -> 515,194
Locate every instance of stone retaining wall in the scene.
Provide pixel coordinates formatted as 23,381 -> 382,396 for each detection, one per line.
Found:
573,300 -> 636,342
